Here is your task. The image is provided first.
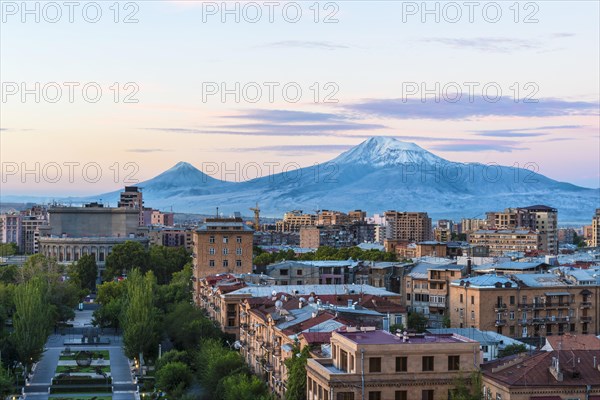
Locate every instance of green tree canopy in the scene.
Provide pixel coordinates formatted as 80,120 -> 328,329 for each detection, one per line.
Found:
407,312 -> 428,333
149,246 -> 190,284
216,373 -> 270,400
498,343 -> 527,358
284,344 -> 311,400
12,278 -> 52,373
104,241 -> 149,280
156,361 -> 193,398
70,254 -> 98,292
121,269 -> 160,361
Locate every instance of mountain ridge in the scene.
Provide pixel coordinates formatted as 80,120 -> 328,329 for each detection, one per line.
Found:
2,137 -> 598,223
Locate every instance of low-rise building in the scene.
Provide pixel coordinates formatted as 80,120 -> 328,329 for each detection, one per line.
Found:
306,329 -> 480,400
482,350 -> 600,400
468,229 -> 540,256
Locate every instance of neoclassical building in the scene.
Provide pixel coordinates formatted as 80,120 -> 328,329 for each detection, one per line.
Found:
38,203 -> 148,275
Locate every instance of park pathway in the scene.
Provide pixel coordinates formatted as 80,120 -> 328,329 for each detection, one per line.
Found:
24,306 -> 138,399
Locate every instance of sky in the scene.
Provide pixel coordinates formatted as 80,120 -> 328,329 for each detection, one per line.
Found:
1,0 -> 599,196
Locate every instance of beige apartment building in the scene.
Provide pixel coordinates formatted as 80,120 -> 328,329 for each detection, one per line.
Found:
592,208 -> 600,247
384,211 -> 433,242
306,329 -> 480,400
192,216 -> 254,279
486,205 -> 558,254
468,229 -> 540,256
449,273 -> 599,338
276,211 -> 317,233
461,218 -> 487,233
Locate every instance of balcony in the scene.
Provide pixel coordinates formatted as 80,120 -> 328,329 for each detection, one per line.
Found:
495,319 -> 507,326
532,303 -> 546,309
581,302 -> 592,309
517,303 -> 532,310
429,301 -> 446,308
532,317 -> 546,324
494,304 -> 507,312
580,316 -> 592,323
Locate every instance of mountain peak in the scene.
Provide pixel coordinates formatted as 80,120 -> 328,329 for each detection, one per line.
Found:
168,161 -> 197,171
333,136 -> 447,166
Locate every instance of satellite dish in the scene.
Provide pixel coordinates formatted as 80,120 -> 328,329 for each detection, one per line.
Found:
299,297 -> 307,303
233,341 -> 242,350
272,290 -> 277,296
275,300 -> 283,309
308,296 -> 315,303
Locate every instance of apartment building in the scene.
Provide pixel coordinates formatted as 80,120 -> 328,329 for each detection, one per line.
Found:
117,186 -> 144,226
148,227 -> 194,250
317,210 -> 351,226
276,211 -> 317,233
384,211 -> 433,242
482,350 -> 600,400
460,218 -> 487,233
404,262 -> 465,328
486,205 -> 558,254
449,271 -> 600,338
306,329 -> 480,400
468,229 -> 540,256
592,208 -> 600,247
192,216 -> 254,279
240,293 -> 405,399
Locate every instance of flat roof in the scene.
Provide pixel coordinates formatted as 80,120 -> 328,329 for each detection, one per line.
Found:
228,284 -> 400,298
336,330 -> 475,345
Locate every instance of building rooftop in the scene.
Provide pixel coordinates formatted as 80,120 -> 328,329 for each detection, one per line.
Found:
451,274 -> 513,288
228,284 -> 399,298
482,350 -> 600,386
543,334 -> 600,351
473,261 -> 547,272
336,330 -> 475,345
427,328 -> 534,349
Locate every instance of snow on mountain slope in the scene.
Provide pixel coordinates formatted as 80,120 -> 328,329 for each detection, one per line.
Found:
2,137 -> 598,223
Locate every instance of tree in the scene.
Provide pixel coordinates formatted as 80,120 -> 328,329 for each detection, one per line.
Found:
164,302 -> 221,350
450,372 -> 482,400
443,314 -> 451,328
121,269 -> 160,362
18,254 -> 62,285
0,366 -> 14,397
216,373 -> 270,400
149,246 -> 190,285
407,312 -> 428,333
196,339 -> 247,397
12,278 -> 52,375
93,280 -> 126,330
156,361 -> 192,397
284,345 -> 310,400
389,323 -> 405,334
0,243 -> 18,257
498,343 -> 527,358
104,241 -> 149,280
70,254 -> 98,292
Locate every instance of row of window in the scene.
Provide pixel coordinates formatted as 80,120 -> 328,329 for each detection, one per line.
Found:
208,236 -> 243,243
209,260 -> 243,268
368,355 -> 460,373
336,390 -> 433,400
208,247 -> 243,255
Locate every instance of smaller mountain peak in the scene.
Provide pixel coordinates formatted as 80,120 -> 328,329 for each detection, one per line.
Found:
171,161 -> 195,170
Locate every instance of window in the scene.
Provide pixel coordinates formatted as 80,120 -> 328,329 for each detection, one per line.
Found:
337,393 -> 354,400
422,390 -> 434,400
209,260 -> 215,267
209,235 -> 215,243
368,392 -> 381,400
236,260 -> 242,268
471,296 -> 474,305
280,269 -> 289,276
460,294 -> 463,303
297,269 -> 303,275
209,247 -> 215,255
236,248 -> 242,255
223,260 -> 228,267
223,236 -> 229,243
407,293 -> 411,301
395,356 -> 407,372
236,236 -> 242,243
448,355 -> 460,371
395,391 -> 407,400
471,311 -> 475,320
496,394 -> 502,400
369,357 -> 381,373
222,248 -> 229,255
422,356 -> 434,371
509,311 -> 515,320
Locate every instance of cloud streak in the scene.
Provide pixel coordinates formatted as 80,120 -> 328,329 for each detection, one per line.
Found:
261,40 -> 349,50
126,148 -> 170,153
349,97 -> 599,120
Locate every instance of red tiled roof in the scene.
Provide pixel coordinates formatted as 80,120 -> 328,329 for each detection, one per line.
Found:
545,334 -> 600,351
300,331 -> 332,345
483,350 -> 600,387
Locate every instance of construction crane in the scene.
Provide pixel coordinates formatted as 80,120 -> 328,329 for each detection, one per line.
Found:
250,203 -> 260,231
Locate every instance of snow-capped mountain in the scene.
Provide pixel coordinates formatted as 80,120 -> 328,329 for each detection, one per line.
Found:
3,137 -> 598,223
